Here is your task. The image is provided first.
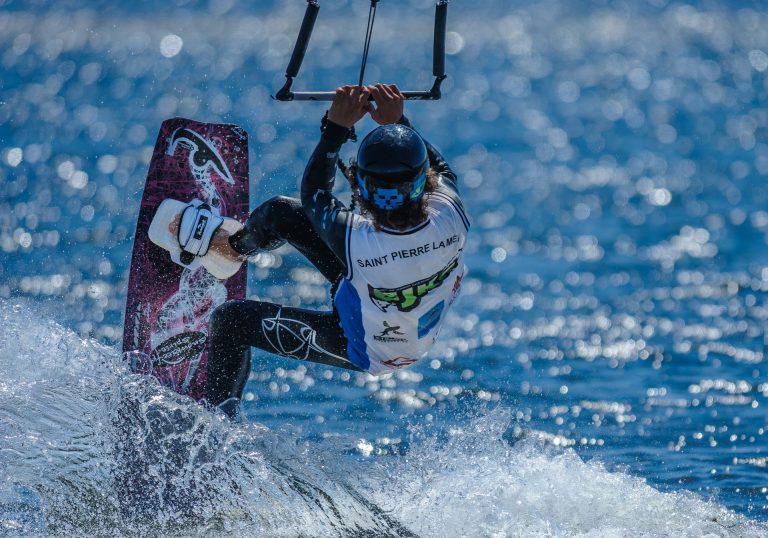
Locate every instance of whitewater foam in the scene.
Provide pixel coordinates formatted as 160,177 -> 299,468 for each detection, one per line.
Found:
365,415 -> 766,537
0,299 -> 764,537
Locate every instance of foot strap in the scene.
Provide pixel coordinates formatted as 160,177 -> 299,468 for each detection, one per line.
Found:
177,199 -> 224,264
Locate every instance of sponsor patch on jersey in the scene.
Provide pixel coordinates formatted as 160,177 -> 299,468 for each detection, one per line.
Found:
373,321 -> 408,343
417,300 -> 444,339
368,256 -> 459,312
381,356 -> 417,369
452,272 -> 463,295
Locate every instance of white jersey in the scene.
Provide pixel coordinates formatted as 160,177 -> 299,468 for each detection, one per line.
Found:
334,186 -> 470,375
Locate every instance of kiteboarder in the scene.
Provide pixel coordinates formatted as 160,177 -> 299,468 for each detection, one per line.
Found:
181,83 -> 469,418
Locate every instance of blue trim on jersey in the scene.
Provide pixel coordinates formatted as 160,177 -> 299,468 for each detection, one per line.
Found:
334,279 -> 370,370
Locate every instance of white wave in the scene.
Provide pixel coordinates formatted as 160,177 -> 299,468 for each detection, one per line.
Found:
363,412 -> 766,537
0,299 -> 413,537
0,299 -> 764,537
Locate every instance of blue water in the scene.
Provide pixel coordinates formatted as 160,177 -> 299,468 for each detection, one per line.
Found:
2,0 -> 768,535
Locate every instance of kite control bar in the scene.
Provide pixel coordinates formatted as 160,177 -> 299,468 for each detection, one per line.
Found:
273,0 -> 449,102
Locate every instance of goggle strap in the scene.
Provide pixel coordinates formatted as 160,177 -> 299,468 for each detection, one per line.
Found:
357,168 -> 428,210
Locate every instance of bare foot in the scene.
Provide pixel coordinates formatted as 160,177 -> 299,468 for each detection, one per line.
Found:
168,214 -> 245,263
209,223 -> 245,262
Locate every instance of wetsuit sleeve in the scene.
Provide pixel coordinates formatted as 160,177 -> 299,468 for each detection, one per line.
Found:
398,115 -> 460,194
300,120 -> 353,266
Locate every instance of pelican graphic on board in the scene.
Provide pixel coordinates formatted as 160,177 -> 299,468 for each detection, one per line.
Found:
168,127 -> 234,208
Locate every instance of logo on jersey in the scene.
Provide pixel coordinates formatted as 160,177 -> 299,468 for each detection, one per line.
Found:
368,256 -> 459,312
452,273 -> 463,295
374,321 -> 408,343
417,300 -> 444,339
381,356 -> 417,369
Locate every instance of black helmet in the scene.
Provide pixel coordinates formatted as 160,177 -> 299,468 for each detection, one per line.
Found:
356,124 -> 429,211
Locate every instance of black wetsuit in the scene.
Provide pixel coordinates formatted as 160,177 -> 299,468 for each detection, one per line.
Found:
206,117 -> 459,407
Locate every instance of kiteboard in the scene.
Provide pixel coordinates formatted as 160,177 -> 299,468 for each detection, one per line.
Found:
123,118 -> 249,401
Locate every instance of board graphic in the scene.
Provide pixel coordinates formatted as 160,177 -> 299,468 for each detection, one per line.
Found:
123,118 -> 249,401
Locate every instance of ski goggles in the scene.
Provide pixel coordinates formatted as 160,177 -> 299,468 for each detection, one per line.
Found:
356,167 -> 428,211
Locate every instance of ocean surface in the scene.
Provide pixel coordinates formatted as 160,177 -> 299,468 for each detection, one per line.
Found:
1,0 -> 768,535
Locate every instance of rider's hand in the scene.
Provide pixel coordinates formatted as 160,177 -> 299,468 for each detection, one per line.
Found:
367,84 -> 405,125
327,85 -> 371,129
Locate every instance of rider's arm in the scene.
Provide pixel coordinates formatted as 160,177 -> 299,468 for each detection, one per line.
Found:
300,120 -> 352,265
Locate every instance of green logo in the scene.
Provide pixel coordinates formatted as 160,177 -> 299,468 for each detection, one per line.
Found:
368,257 -> 459,312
